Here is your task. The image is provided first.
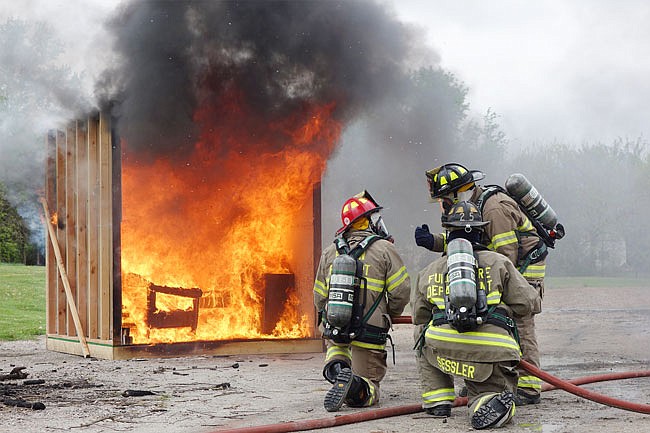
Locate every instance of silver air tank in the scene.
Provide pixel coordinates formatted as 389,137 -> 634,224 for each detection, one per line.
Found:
505,173 -> 558,229
446,238 -> 477,313
326,254 -> 358,329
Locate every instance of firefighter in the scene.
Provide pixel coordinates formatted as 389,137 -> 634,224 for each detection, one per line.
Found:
412,201 -> 541,429
313,190 -> 410,412
415,163 -> 545,405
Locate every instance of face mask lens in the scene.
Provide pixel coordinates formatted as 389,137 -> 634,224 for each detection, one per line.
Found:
370,213 -> 389,237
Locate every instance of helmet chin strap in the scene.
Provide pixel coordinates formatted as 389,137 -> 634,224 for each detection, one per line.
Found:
447,227 -> 482,244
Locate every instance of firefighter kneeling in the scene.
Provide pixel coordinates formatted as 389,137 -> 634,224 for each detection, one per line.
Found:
313,191 -> 411,412
411,201 -> 541,429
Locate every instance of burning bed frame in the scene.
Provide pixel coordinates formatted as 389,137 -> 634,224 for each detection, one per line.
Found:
44,111 -> 324,359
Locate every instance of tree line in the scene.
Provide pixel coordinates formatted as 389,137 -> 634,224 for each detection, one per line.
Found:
0,182 -> 40,265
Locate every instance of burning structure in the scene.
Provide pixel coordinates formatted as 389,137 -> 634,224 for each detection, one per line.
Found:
45,109 -> 326,359
42,1 -> 424,358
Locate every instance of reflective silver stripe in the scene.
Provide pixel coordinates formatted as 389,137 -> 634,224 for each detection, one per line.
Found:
426,326 -> 520,352
422,388 -> 456,404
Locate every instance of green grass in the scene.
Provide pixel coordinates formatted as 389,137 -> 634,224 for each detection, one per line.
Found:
0,262 -> 46,341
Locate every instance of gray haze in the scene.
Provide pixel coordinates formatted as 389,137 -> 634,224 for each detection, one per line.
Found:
395,0 -> 650,146
1,1 -> 649,276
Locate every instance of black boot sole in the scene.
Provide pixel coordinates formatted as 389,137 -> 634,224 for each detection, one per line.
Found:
471,391 -> 515,430
324,368 -> 353,412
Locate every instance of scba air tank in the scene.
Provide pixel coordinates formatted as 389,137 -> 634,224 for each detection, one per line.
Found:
326,254 -> 358,329
505,173 -> 558,229
446,238 -> 477,312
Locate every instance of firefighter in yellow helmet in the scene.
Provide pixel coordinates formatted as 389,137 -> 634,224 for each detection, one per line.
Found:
415,163 -> 546,405
412,201 -> 541,429
313,190 -> 410,412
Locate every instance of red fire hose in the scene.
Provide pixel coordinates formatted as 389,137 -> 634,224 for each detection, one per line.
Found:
208,316 -> 650,433
521,359 -> 650,414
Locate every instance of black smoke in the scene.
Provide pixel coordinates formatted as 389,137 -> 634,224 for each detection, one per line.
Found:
99,0 -> 432,160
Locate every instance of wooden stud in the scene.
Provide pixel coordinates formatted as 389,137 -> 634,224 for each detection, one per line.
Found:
45,132 -> 57,334
98,112 -> 112,340
87,115 -> 100,339
76,120 -> 89,336
65,124 -> 78,336
55,130 -> 66,335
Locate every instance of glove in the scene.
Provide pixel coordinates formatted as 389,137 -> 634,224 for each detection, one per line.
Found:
415,224 -> 435,251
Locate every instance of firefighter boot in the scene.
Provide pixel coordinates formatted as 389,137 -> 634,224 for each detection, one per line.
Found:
324,368 -> 354,412
322,360 -> 350,384
343,375 -> 371,407
514,389 -> 541,405
426,403 -> 452,418
471,391 -> 515,430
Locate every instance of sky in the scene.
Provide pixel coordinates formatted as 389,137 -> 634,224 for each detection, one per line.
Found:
2,0 -> 649,147
392,0 -> 650,147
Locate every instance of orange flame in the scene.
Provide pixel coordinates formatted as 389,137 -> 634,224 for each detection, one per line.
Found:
121,100 -> 340,344
50,212 -> 58,226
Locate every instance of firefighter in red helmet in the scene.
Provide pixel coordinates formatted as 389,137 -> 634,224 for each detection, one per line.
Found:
313,190 -> 410,412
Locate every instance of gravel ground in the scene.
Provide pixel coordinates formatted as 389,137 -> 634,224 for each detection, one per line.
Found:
1,285 -> 649,433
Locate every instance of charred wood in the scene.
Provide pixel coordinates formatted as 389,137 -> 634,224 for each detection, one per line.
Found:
0,366 -> 28,381
2,397 -> 45,410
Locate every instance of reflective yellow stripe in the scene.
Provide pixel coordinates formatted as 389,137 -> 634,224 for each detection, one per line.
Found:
351,340 -> 385,350
326,345 -> 351,362
313,279 -> 327,297
362,377 -> 377,406
426,326 -> 521,352
428,296 -> 445,306
486,290 -> 501,304
518,375 -> 542,390
387,266 -> 409,292
422,388 -> 456,404
517,219 -> 534,232
365,277 -> 386,293
522,264 -> 545,278
473,393 -> 499,413
490,230 -> 518,249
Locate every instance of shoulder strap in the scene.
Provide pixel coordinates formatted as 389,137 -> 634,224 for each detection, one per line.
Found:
475,185 -> 506,214
478,185 -> 556,249
333,236 -> 350,255
348,234 -> 383,259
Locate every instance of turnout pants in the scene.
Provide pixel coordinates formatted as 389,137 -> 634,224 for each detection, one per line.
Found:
416,344 -> 518,411
516,278 -> 544,397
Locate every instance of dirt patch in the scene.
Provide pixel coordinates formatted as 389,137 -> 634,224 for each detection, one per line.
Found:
1,285 -> 649,433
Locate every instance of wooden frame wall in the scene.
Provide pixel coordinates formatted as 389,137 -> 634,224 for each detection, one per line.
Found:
45,112 -> 114,356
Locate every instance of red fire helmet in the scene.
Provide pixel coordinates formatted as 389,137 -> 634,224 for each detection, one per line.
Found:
336,190 -> 383,235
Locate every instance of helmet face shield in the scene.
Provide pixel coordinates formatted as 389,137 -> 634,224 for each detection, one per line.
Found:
370,212 -> 390,238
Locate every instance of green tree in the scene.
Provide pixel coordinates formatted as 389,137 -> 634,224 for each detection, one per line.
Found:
508,138 -> 650,277
0,182 -> 33,264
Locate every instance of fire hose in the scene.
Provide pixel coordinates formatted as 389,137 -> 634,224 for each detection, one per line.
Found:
209,317 -> 650,433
